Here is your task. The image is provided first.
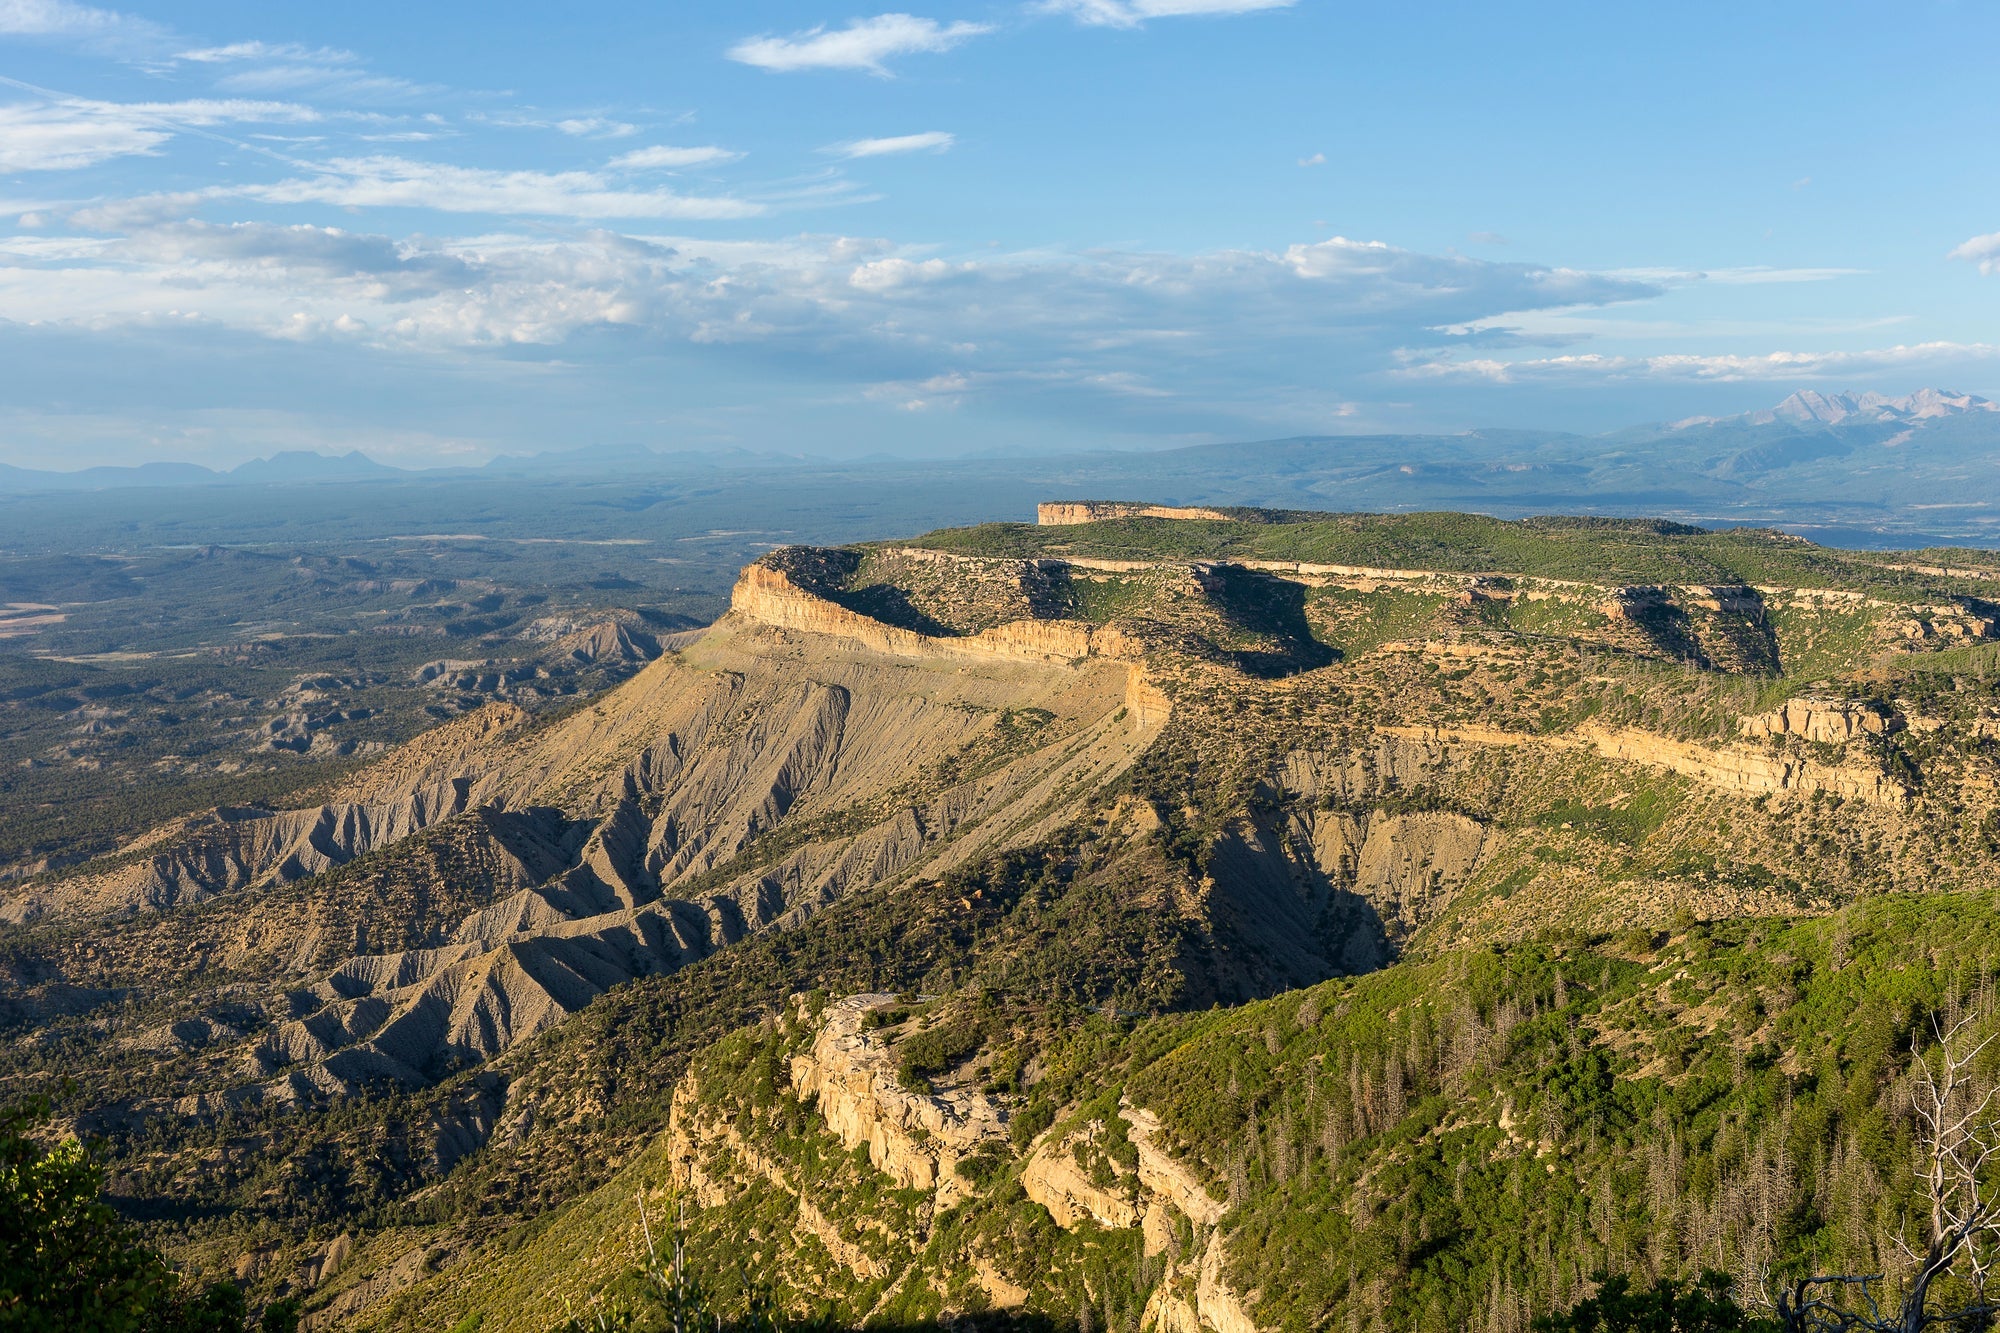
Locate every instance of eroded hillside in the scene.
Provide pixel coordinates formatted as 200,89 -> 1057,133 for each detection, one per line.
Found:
11,503 -> 2000,1329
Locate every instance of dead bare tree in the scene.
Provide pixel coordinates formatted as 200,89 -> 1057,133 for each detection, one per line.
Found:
1775,1013 -> 2000,1332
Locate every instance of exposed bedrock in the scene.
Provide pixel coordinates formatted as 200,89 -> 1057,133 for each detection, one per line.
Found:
1036,501 -> 1236,526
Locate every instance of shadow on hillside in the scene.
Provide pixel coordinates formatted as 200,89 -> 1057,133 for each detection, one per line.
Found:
834,581 -> 961,636
1206,565 -> 1337,678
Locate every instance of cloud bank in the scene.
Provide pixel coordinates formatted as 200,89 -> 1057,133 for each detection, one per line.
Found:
0,219 -> 1658,431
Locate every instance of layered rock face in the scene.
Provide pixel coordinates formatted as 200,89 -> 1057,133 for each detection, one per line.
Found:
244,626 -> 1159,1099
788,994 -> 1009,1209
1373,721 -> 1913,809
1037,502 -> 1236,526
729,560 -> 1135,665
1740,697 -> 1898,744
1016,1100 -> 1254,1333
1022,1123 -> 1141,1229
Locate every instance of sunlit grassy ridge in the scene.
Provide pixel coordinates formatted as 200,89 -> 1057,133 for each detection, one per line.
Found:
414,891 -> 2000,1333
907,512 -> 2000,597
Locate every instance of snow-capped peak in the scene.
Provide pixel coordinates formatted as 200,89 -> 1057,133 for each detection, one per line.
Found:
1764,388 -> 1997,426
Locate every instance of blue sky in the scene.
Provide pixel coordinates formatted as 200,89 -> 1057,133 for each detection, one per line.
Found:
0,0 -> 1995,468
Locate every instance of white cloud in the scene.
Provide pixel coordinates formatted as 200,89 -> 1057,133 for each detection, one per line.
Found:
1951,231 -> 2000,276
1398,343 -> 2000,384
0,96 -> 319,171
0,219 -> 1657,419
865,370 -> 973,411
174,36 -> 428,100
484,111 -> 641,139
1041,0 -> 1294,28
727,13 -> 992,74
611,144 -> 743,170
208,63 -> 428,100
177,40 -> 356,65
1278,235 -> 1631,310
232,156 -> 764,220
848,255 -> 957,289
827,131 -> 954,159
554,117 -> 638,139
1297,152 -> 1324,166
0,0 -> 169,56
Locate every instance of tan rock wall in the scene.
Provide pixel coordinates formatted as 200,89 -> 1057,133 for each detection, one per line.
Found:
667,1074 -> 890,1282
1122,1104 -> 1226,1227
1378,721 -> 1910,808
1021,1126 -> 1140,1229
730,561 -> 1135,667
1037,502 -> 1235,526
1195,1234 -> 1263,1333
1142,1284 -> 1205,1333
1739,697 -> 1896,744
787,994 -> 1008,1208
729,559 -> 1169,737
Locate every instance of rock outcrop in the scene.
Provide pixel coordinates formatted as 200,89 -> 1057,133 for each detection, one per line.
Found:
788,994 -> 1009,1209
1376,721 -> 1912,809
729,560 -> 1137,666
1014,1095 -> 1259,1333
1037,502 -> 1236,526
1124,1104 -> 1226,1228
1021,1123 -> 1140,1229
1740,697 -> 1899,744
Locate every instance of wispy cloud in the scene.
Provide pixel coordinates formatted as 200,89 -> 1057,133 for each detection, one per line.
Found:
553,117 -> 637,139
1041,0 -> 1295,28
1602,264 -> 1866,286
1297,151 -> 1324,167
484,111 -> 641,139
1398,344 -> 2000,384
727,13 -> 992,74
611,144 -> 743,170
177,40 -> 357,66
173,36 -> 431,100
0,96 -> 319,171
233,156 -> 765,220
0,0 -> 170,57
827,130 -> 954,159
1951,231 -> 2000,276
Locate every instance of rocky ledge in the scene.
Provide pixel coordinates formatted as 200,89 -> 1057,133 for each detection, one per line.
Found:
788,994 -> 1010,1210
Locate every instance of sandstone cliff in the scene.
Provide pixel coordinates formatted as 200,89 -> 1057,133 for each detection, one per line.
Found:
1037,502 -> 1237,526
729,559 -> 1139,666
788,994 -> 1009,1209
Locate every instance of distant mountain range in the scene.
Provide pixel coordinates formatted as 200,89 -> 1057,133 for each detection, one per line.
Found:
0,449 -> 402,493
7,389 -> 2000,545
1674,387 -> 1999,429
0,444 -> 842,494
